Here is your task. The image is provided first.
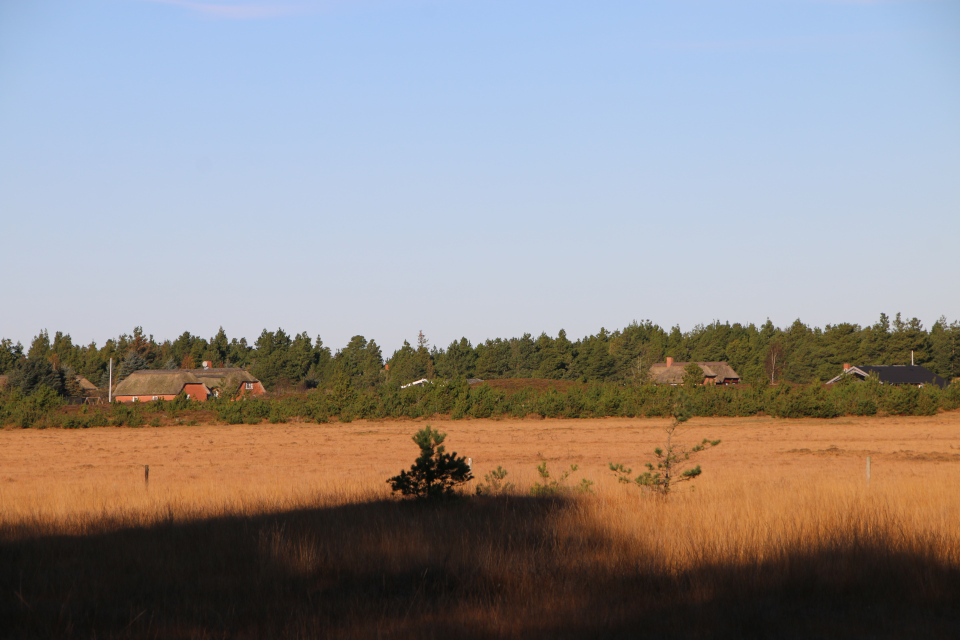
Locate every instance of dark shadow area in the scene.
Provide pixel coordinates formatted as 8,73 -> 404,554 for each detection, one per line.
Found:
2,496 -> 959,639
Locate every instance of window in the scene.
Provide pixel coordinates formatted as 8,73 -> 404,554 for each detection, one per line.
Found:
245,382 -> 254,390
132,397 -> 139,402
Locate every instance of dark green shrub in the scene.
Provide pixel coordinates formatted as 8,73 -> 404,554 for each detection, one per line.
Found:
451,394 -> 470,419
942,382 -> 960,411
127,408 -> 144,428
469,385 -> 498,419
388,426 -> 473,499
879,386 -> 920,416
917,384 -> 940,416
170,392 -> 192,412
88,410 -> 109,427
217,402 -> 244,425
562,387 -> 586,418
855,398 -> 878,416
111,402 -> 129,426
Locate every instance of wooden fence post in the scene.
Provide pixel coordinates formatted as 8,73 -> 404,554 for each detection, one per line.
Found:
145,464 -> 149,487
866,456 -> 871,485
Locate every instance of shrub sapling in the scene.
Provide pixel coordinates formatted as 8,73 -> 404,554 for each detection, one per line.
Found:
388,426 -> 473,499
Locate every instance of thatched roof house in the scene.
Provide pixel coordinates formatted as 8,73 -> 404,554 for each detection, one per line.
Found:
75,376 -> 99,396
190,368 -> 265,397
649,358 -> 741,386
113,371 -> 211,403
112,367 -> 265,403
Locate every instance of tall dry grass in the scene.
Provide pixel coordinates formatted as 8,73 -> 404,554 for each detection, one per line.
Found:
2,471 -> 959,638
3,415 -> 960,637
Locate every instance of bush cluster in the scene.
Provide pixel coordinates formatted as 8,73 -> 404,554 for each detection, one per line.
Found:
1,378 -> 958,429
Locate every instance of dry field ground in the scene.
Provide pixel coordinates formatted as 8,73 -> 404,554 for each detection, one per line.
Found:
2,414 -> 959,521
2,414 -> 960,638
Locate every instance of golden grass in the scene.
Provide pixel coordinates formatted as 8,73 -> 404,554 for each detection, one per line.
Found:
2,414 -> 960,638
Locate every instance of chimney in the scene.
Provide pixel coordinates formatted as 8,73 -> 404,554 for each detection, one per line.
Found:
666,357 -> 674,368
843,363 -> 851,371
202,361 -> 212,370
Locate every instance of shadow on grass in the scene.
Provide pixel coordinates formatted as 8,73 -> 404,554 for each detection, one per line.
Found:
1,496 -> 959,639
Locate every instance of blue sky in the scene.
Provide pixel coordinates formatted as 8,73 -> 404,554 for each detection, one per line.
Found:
1,0 -> 958,353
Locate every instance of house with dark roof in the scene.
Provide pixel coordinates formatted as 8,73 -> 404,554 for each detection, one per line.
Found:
826,364 -> 948,389
649,358 -> 741,386
113,366 -> 265,403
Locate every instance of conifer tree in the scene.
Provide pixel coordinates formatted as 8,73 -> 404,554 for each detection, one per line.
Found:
610,396 -> 720,496
388,426 -> 473,499
118,351 -> 149,381
10,357 -> 64,395
682,361 -> 704,387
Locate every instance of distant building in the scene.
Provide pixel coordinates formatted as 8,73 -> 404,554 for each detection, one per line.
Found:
649,358 -> 741,386
190,364 -> 266,398
113,371 -> 213,403
112,365 -> 265,403
75,376 -> 99,398
826,364 -> 948,389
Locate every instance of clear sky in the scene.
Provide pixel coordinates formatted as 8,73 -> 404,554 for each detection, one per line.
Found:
1,0 -> 958,353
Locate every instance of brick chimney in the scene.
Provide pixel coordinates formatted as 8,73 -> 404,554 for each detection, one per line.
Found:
843,363 -> 851,371
202,361 -> 212,370
666,357 -> 674,368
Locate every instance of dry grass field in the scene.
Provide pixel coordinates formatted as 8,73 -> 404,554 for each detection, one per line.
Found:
2,414 -> 960,638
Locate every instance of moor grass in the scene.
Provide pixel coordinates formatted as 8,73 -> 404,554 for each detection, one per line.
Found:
2,415 -> 960,638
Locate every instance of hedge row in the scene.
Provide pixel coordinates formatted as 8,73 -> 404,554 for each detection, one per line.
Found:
2,377 -> 959,428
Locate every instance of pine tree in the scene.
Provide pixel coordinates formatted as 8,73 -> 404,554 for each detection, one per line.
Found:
388,426 -> 473,499
0,339 -> 24,374
610,397 -> 720,495
682,361 -> 704,387
27,330 -> 51,361
118,351 -> 149,381
10,357 -> 64,395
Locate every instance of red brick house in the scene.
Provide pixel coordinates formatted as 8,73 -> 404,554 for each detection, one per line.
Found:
192,367 -> 266,398
113,371 -> 211,403
112,367 -> 265,403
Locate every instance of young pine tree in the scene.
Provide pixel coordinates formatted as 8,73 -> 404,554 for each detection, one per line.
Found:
610,396 -> 720,496
388,426 -> 473,499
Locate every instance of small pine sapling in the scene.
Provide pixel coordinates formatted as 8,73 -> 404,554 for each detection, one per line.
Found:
530,462 -> 594,496
388,426 -> 473,499
475,466 -> 514,496
610,397 -> 719,496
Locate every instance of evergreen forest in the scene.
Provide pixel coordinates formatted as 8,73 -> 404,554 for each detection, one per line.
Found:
2,313 -> 959,395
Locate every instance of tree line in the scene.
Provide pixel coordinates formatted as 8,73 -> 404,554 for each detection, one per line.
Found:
1,313 -> 959,395
4,373 -> 959,430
